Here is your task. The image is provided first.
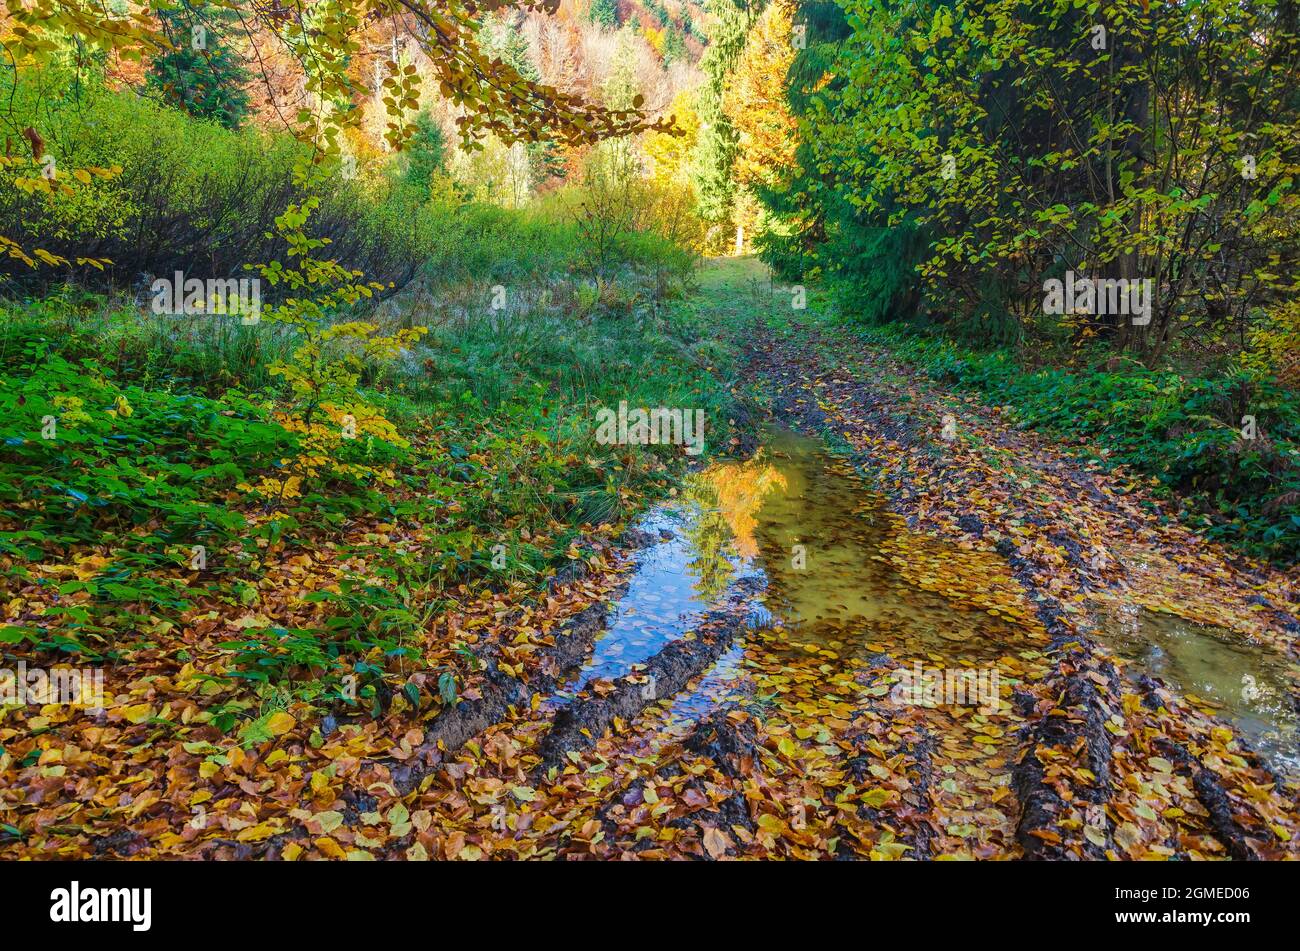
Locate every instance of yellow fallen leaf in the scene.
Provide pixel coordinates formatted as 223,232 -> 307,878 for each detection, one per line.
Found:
702,826 -> 732,859
861,788 -> 893,808
266,711 -> 296,736
121,703 -> 154,724
309,810 -> 344,834
314,837 -> 345,859
236,822 -> 281,842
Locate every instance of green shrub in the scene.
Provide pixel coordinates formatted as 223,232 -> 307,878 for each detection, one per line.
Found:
0,77 -> 436,291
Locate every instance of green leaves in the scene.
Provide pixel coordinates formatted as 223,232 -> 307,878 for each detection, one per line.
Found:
437,671 -> 458,705
776,0 -> 1300,377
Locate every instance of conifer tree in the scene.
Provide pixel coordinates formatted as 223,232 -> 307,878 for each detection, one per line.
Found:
146,1 -> 251,129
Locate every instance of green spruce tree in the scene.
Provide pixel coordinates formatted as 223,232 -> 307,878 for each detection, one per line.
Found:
692,0 -> 759,230
588,0 -> 620,29
146,2 -> 251,129
401,111 -> 448,193
662,26 -> 686,66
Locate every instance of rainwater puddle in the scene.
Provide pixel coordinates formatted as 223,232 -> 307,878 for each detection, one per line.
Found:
557,427 -> 1298,780
1086,603 -> 1300,777
556,428 -> 1045,717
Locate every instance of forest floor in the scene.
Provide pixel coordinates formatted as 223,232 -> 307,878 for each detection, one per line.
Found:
3,258 -> 1297,860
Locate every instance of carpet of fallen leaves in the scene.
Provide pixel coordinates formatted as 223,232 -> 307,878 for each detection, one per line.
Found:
3,262 -> 1297,861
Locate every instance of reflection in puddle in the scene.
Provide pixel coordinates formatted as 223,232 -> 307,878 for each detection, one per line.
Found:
562,428 -> 1044,704
1087,603 -> 1300,777
732,432 -> 1039,662
562,508 -> 759,692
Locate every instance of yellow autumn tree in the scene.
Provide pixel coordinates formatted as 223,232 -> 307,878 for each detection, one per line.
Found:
722,0 -> 799,192
645,89 -> 700,190
643,89 -> 707,249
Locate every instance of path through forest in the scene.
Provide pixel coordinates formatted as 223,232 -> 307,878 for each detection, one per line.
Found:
7,259 -> 1298,861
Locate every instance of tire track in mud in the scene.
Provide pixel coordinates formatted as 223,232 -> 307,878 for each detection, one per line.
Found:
243,535 -> 647,857
531,575 -> 763,780
591,709 -> 761,859
259,527 -> 768,858
747,328 -> 1101,856
377,524 -> 686,794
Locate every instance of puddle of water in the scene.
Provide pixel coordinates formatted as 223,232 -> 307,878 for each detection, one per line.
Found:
555,510 -> 758,696
1086,603 -> 1300,777
562,428 -> 1043,705
548,428 -> 1061,855
723,430 -> 1036,663
536,421 -> 1299,859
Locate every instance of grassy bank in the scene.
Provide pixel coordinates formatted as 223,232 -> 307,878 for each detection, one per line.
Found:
0,264 -> 737,716
0,55 -> 733,737
832,321 -> 1300,562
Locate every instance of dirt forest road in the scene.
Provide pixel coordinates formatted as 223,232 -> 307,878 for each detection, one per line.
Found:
4,259 -> 1297,861
360,258 -> 1300,860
